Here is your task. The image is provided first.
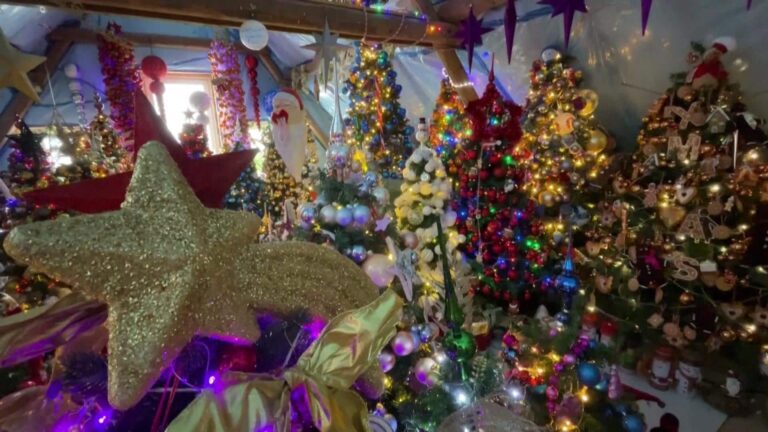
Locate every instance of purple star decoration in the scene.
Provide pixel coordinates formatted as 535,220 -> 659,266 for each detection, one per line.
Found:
504,0 -> 517,63
456,5 -> 492,72
641,0 -> 652,35
538,0 -> 588,48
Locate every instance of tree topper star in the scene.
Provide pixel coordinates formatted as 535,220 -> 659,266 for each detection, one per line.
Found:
301,19 -> 350,87
0,28 -> 44,102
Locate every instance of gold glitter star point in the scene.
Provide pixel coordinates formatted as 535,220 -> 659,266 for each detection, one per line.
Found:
4,142 -> 379,409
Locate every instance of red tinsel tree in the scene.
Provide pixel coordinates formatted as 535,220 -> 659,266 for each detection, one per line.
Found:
179,122 -> 211,159
97,22 -> 142,146
245,55 -> 261,123
209,40 -> 250,150
455,70 -> 554,309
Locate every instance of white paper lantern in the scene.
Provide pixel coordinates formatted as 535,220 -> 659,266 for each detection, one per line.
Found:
239,20 -> 269,51
189,91 -> 212,112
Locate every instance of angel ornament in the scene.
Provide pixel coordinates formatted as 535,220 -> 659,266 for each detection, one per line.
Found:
386,237 -> 420,302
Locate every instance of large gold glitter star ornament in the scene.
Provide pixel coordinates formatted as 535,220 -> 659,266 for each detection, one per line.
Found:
4,142 -> 379,410
0,28 -> 44,102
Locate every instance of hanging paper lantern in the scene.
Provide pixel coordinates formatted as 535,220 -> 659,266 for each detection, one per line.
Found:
240,20 -> 269,51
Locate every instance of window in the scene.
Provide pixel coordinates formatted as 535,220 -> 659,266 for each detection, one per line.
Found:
142,72 -> 223,153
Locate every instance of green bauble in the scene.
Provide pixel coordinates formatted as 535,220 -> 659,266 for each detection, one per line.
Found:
443,329 -> 477,361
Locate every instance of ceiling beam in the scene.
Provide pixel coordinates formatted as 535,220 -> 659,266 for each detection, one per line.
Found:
414,0 -> 478,104
0,37 -> 73,145
435,0 -> 507,23
7,0 -> 459,48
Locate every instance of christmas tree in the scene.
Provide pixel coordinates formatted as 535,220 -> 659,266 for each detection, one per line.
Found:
297,132 -> 396,263
394,118 -> 465,314
343,43 -> 414,179
263,142 -> 302,225
178,119 -> 211,159
5,117 -> 53,195
599,40 -> 768,404
455,69 -> 554,309
519,49 -> 612,229
429,78 -> 472,185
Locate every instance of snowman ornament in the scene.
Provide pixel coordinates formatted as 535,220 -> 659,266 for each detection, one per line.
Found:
674,352 -> 702,397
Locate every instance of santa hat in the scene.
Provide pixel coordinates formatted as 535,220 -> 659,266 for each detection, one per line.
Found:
272,88 -> 304,111
711,36 -> 736,54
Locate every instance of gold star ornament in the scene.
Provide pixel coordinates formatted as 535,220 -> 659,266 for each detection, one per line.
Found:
4,142 -> 379,410
0,27 -> 44,102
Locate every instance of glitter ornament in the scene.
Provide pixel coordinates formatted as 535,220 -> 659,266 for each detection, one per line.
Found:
3,142 -> 379,410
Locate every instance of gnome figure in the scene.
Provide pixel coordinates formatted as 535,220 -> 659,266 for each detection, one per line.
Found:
270,88 -> 307,182
686,37 -> 735,90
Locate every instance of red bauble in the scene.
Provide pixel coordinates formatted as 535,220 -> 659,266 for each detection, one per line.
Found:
507,269 -> 518,280
494,291 -> 501,299
493,166 -> 505,178
502,291 -> 511,301
491,242 -> 503,254
488,153 -> 501,165
245,54 -> 258,69
149,80 -> 165,95
479,170 -> 490,181
141,55 -> 168,81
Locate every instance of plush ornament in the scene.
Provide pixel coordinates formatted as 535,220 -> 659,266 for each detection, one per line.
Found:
686,37 -> 735,89
3,142 -> 380,410
271,89 -> 307,181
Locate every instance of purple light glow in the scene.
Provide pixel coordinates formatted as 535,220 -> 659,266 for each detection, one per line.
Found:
303,317 -> 327,341
98,416 -> 107,424
207,375 -> 217,385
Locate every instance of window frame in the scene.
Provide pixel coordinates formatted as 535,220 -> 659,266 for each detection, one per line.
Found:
141,71 -> 224,153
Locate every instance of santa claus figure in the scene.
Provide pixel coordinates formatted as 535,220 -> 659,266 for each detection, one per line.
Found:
270,88 -> 307,182
686,37 -> 735,90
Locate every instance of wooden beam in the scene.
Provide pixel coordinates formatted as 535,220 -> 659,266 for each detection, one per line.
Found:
413,0 -> 478,104
435,0 -> 507,23
8,0 -> 459,48
0,37 -> 73,144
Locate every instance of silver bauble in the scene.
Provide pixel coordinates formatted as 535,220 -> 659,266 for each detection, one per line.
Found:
350,245 -> 367,263
353,204 -> 372,226
335,206 -> 354,227
541,47 -> 562,62
320,204 -> 337,225
372,187 -> 390,206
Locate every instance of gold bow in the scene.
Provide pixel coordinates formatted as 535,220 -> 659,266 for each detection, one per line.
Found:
166,289 -> 402,432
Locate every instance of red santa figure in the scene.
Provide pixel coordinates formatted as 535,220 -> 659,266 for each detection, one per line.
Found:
270,88 -> 307,182
686,37 -> 735,90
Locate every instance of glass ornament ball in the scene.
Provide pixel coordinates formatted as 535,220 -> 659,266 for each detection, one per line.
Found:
541,48 -> 562,62
353,204 -> 372,226
391,331 -> 417,356
577,89 -> 599,116
350,245 -> 367,263
414,357 -> 439,387
577,362 -> 601,388
443,329 -> 477,362
298,203 -> 317,227
622,414 -> 645,432
379,349 -> 396,372
319,204 -> 337,225
586,129 -> 608,154
335,206 -> 354,227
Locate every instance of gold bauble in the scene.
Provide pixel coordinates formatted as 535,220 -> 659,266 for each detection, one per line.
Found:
3,143 -> 379,410
586,128 -> 608,154
679,291 -> 694,305
577,89 -> 598,116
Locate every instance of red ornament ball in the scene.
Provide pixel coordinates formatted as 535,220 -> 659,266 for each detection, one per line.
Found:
141,55 -> 167,81
149,80 -> 166,95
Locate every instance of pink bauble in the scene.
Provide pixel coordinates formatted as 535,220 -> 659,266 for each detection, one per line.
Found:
391,331 -> 416,356
414,357 -> 439,387
362,254 -> 395,288
402,232 -> 419,249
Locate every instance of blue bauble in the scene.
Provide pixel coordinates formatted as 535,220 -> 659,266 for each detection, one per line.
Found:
503,348 -> 517,362
577,363 -> 601,388
622,414 -> 645,432
394,84 -> 402,93
404,125 -> 414,134
554,311 -> 570,324
387,70 -> 396,79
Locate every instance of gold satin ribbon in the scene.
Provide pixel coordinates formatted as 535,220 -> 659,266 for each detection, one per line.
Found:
167,289 -> 402,432
0,293 -> 107,367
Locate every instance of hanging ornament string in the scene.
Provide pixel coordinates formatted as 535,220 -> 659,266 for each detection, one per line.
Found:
381,13 -> 406,44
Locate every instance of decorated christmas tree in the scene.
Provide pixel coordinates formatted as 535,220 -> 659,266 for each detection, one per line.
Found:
343,43 -> 414,179
178,120 -> 211,159
455,69 -> 554,310
429,78 -> 472,185
5,117 -> 53,195
600,39 -> 768,403
297,132 -> 396,264
519,48 -> 612,233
